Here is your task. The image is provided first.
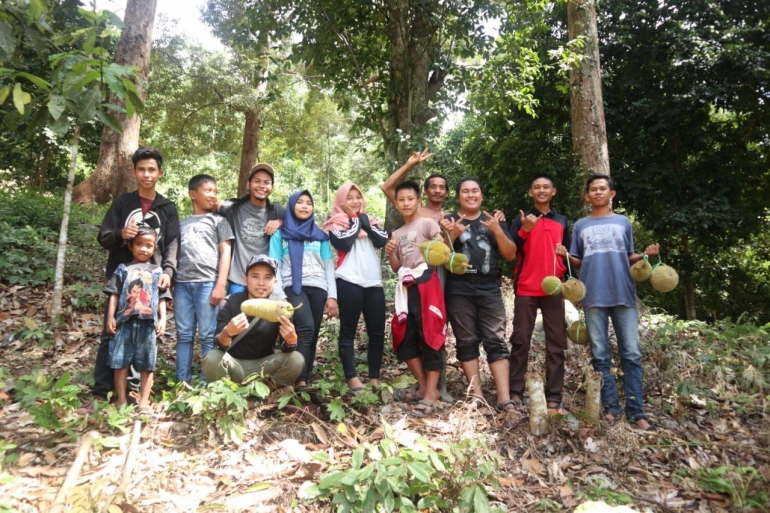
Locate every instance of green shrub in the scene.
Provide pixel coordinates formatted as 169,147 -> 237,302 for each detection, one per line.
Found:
305,423 -> 504,512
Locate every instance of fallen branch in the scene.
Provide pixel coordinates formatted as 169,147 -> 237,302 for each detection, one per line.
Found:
99,418 -> 142,513
50,430 -> 99,513
284,404 -> 334,434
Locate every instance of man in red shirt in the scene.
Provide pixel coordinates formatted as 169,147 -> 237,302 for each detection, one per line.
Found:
508,174 -> 571,411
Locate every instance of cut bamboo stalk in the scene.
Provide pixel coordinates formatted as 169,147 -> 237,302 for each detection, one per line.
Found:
50,430 -> 98,513
526,372 -> 549,436
584,370 -> 603,426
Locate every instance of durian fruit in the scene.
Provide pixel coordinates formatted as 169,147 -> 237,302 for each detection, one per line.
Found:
445,252 -> 472,275
561,278 -> 586,302
418,240 -> 451,266
541,275 -> 562,296
567,320 -> 589,345
630,258 -> 653,282
650,264 -> 679,292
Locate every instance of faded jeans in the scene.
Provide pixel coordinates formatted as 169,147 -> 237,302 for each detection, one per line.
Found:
584,306 -> 645,420
174,281 -> 218,382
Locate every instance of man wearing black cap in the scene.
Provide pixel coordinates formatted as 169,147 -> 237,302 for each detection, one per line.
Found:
220,163 -> 286,294
202,255 -> 304,386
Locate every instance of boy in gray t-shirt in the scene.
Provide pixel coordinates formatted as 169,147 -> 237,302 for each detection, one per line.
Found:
174,175 -> 234,382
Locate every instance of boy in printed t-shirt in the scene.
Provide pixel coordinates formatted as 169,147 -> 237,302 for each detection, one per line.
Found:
174,175 -> 234,383
557,173 -> 659,432
385,181 -> 447,418
105,227 -> 171,411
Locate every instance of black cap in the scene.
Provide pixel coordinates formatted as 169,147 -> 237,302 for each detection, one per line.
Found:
245,254 -> 278,275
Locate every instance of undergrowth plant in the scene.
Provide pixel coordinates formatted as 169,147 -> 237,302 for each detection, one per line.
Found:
15,371 -> 81,431
305,421 -> 504,512
698,465 -> 768,510
169,377 -> 270,444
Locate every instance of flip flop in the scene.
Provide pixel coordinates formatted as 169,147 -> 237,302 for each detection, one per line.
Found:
348,386 -> 366,395
409,399 -> 436,418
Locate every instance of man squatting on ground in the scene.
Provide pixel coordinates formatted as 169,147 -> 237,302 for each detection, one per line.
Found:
202,255 -> 304,387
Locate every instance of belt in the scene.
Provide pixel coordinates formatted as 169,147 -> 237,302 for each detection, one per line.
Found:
450,273 -> 499,284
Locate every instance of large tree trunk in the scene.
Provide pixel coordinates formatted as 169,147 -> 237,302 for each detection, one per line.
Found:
72,0 -> 157,205
567,0 -> 609,182
382,2 -> 439,231
238,107 -> 260,196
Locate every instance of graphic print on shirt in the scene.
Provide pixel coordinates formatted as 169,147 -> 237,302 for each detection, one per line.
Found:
180,221 -> 206,246
123,267 -> 154,318
125,208 -> 162,244
582,223 -> 626,258
397,229 -> 418,260
240,217 -> 267,248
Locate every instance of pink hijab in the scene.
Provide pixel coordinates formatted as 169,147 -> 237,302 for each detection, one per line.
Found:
323,182 -> 379,238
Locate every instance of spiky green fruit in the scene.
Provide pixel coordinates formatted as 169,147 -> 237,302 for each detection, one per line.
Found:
418,240 -> 451,266
630,259 -> 653,282
650,264 -> 679,292
445,252 -> 471,275
562,278 -> 586,302
541,275 -> 562,296
567,320 -> 589,345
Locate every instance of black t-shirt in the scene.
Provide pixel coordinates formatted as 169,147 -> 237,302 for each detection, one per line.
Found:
443,213 -> 511,296
215,292 -> 283,360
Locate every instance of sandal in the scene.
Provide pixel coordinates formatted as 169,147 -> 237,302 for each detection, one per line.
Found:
632,415 -> 657,432
392,385 -> 419,403
410,399 -> 436,418
604,412 -> 618,425
348,386 -> 366,395
496,399 -> 520,413
496,400 -> 522,428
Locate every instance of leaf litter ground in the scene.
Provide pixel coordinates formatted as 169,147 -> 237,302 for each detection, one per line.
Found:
0,280 -> 768,512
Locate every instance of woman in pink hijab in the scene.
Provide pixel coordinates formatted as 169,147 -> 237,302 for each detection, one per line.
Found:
325,183 -> 389,392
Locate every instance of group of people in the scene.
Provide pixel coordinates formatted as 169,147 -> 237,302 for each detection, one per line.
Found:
83,145 -> 658,431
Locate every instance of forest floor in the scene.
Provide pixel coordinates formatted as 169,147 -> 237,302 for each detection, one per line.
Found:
0,276 -> 768,512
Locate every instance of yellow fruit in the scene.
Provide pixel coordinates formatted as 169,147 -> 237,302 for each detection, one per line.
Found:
541,275 -> 562,296
240,299 -> 303,322
418,240 -> 451,266
444,252 -> 472,274
630,259 -> 653,282
650,264 -> 679,292
561,278 -> 586,302
567,320 -> 589,345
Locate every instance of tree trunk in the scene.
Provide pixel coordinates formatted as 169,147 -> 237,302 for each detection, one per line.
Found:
51,126 -> 81,325
567,0 -> 610,183
72,0 -> 157,205
382,2 -> 438,231
682,234 -> 696,320
238,107 -> 260,196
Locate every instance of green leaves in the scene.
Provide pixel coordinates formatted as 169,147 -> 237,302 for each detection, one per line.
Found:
12,82 -> 31,114
47,94 -> 66,120
0,20 -> 16,62
307,425 -> 504,511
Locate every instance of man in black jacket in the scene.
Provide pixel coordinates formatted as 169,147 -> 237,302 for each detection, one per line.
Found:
202,255 -> 303,386
82,147 -> 180,411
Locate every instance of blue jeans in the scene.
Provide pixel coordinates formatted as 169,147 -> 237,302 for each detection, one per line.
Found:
584,306 -> 644,420
174,281 -> 218,382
